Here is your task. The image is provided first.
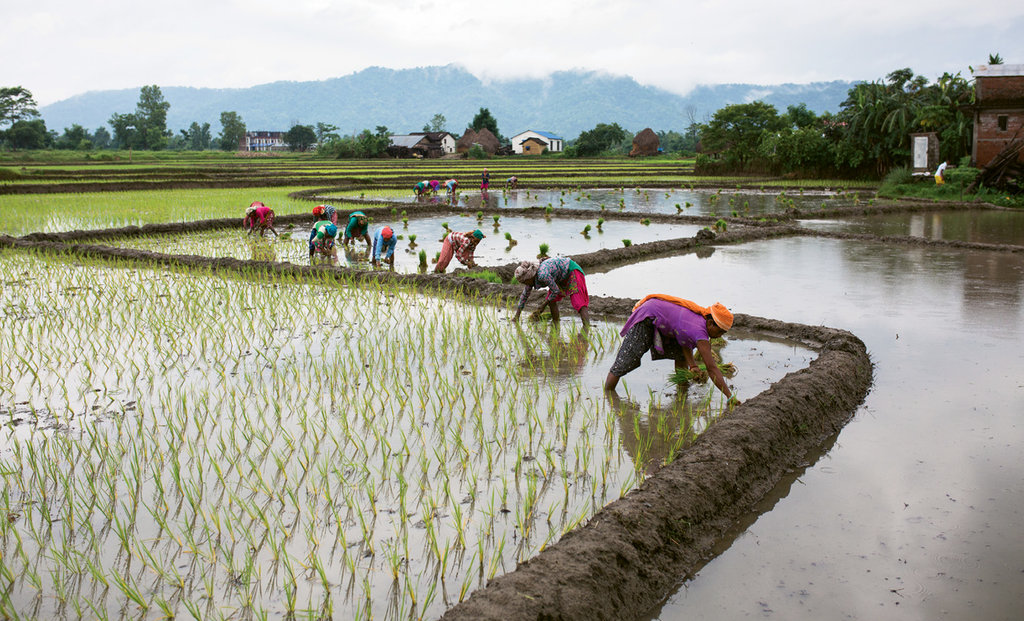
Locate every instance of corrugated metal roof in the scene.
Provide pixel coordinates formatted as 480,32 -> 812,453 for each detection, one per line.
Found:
513,130 -> 563,141
533,130 -> 563,140
390,135 -> 425,148
975,64 -> 1024,78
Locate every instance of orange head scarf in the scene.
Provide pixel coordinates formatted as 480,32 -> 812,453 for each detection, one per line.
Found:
633,294 -> 733,331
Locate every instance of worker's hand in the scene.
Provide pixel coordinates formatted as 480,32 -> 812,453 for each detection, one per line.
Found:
372,260 -> 379,268
528,310 -> 542,322
512,312 -> 521,323
727,395 -> 741,409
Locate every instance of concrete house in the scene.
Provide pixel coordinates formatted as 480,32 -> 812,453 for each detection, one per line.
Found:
240,131 -> 286,152
511,130 -> 563,155
971,64 -> 1024,167
388,132 -> 456,158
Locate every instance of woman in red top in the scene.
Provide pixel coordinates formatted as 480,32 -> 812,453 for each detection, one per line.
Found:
244,201 -> 278,238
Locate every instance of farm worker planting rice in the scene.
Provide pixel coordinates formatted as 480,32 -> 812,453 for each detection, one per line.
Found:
244,201 -> 278,238
429,180 -> 441,193
414,180 -> 432,196
309,220 -> 338,259
506,175 -> 518,189
371,226 -> 397,269
434,229 -> 485,272
934,160 -> 948,185
445,178 -> 459,197
343,211 -> 371,248
481,169 -> 490,190
313,204 -> 338,225
604,294 -> 739,406
512,257 -> 591,328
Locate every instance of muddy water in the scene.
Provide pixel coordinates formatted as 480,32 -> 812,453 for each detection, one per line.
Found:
586,238 -> 1024,620
374,188 -> 857,217
798,209 -> 1024,245
105,215 -> 702,273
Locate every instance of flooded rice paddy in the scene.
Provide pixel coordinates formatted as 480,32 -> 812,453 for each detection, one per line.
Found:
585,237 -> 1024,620
0,249 -> 811,620
101,215 -> 704,273
3,183 -> 1023,619
349,187 -> 861,217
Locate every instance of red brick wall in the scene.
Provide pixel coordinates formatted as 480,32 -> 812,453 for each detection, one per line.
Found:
974,109 -> 1024,166
976,76 -> 1024,102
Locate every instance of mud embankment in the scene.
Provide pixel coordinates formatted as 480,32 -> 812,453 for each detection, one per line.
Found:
440,318 -> 871,621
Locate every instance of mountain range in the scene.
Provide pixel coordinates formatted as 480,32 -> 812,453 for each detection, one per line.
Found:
39,65 -> 856,140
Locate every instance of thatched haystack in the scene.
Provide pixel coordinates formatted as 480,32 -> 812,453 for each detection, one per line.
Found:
456,129 -> 479,154
629,127 -> 660,157
457,128 -> 501,155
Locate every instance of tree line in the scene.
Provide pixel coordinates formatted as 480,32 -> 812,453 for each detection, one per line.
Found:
0,64 -> 984,178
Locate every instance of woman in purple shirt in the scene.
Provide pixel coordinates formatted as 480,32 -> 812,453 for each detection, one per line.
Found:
604,294 -> 739,404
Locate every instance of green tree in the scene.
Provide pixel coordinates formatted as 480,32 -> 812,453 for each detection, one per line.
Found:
284,124 -> 316,151
92,126 -> 111,149
988,53 -> 1003,65
572,122 -> 628,156
470,108 -> 503,142
136,85 -> 170,150
697,101 -> 784,170
0,86 -> 39,129
423,113 -> 447,133
180,122 -> 212,150
6,119 -> 51,149
108,112 -> 140,149
783,103 -> 818,130
56,124 -> 90,150
315,122 -> 340,144
218,111 -> 246,151
832,67 -> 972,176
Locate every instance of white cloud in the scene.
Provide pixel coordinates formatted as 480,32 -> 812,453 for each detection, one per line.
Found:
4,0 -> 1024,105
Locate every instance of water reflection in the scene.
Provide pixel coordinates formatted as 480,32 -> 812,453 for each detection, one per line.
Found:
799,209 -> 1024,245
513,324 -> 590,380
605,390 -> 715,474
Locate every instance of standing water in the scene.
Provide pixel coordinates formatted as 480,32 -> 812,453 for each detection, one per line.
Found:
587,236 -> 1024,620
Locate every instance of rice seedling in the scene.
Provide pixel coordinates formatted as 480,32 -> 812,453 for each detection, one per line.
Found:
0,245 -> 750,620
538,243 -> 550,259
622,239 -> 632,247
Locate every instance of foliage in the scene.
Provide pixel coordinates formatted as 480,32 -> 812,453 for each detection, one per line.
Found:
470,108 -> 504,142
5,119 -> 51,150
657,129 -> 698,155
571,123 -> 628,157
315,122 -> 340,144
0,86 -> 39,129
318,126 -> 391,158
283,124 -> 317,151
832,68 -> 973,176
218,111 -> 246,151
696,101 -> 785,171
179,122 -> 213,151
466,143 -> 489,159
108,85 -> 171,150
423,113 -> 447,133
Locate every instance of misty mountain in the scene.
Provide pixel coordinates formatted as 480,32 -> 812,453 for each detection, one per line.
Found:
39,65 -> 855,140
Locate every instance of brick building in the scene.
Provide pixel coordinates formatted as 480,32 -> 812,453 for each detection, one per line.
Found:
971,64 -> 1024,167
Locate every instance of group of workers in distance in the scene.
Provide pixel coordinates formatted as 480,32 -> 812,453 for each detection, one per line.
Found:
244,198 -> 738,404
412,173 -> 520,201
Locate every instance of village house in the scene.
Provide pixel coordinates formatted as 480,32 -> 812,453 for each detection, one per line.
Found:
971,63 -> 1024,167
387,132 -> 456,158
239,131 -> 286,152
510,130 -> 564,155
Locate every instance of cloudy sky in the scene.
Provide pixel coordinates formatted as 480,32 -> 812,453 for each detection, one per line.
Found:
4,0 -> 1023,106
